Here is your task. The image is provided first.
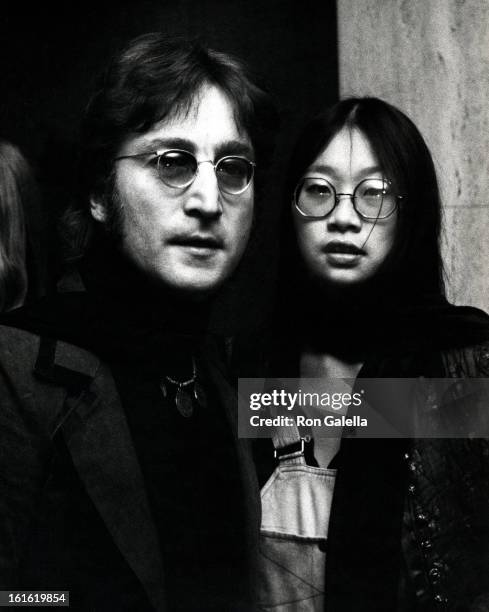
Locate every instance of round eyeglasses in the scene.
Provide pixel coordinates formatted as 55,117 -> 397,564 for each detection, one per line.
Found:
115,149 -> 255,196
294,177 -> 402,220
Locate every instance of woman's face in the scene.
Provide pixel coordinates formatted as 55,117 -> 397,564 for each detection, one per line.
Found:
293,127 -> 398,287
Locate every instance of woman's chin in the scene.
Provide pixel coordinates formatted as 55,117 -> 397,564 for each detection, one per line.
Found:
312,268 -> 375,287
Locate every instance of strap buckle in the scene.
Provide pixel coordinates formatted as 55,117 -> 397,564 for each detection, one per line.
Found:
274,437 -> 306,461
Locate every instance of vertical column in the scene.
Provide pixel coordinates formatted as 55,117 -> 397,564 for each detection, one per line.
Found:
337,0 -> 489,310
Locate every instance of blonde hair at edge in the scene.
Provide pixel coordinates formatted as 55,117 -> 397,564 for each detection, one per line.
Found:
0,140 -> 30,311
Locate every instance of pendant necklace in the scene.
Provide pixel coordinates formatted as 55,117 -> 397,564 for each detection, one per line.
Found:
160,356 -> 207,417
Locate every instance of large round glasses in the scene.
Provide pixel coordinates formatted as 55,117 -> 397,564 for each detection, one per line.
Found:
294,177 -> 402,220
115,149 -> 255,196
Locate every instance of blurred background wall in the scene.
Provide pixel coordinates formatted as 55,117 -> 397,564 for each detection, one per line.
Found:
337,0 -> 489,311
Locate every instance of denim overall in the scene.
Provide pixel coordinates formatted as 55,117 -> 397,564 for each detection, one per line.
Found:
257,425 -> 337,611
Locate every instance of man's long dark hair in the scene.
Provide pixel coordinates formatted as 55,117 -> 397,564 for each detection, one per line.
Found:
62,33 -> 277,260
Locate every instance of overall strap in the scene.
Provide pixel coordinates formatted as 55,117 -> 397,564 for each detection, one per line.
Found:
271,423 -> 307,466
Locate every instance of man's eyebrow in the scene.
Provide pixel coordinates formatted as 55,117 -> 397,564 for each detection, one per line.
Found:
136,137 -> 196,154
215,140 -> 254,160
134,137 -> 254,160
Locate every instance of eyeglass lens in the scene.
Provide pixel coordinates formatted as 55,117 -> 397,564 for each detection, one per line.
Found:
295,177 -> 396,219
157,150 -> 253,195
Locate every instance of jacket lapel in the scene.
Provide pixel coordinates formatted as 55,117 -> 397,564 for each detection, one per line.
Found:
38,339 -> 166,612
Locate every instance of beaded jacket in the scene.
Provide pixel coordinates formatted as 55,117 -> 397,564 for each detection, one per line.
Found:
399,341 -> 489,611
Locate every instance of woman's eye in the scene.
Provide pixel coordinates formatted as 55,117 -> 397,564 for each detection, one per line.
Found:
362,187 -> 385,198
359,178 -> 392,198
306,183 -> 332,197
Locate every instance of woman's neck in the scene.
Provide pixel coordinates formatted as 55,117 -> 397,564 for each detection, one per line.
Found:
300,347 -> 362,379
299,278 -> 403,363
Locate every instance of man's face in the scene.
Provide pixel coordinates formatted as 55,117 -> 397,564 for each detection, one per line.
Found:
93,85 -> 254,296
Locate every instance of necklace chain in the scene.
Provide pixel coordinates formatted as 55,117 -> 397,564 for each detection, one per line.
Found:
165,356 -> 197,387
160,356 -> 207,417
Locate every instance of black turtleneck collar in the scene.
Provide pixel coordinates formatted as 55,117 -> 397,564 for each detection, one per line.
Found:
1,241 -> 218,371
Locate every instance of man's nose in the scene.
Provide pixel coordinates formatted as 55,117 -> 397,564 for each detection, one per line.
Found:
326,194 -> 362,231
183,162 -> 222,219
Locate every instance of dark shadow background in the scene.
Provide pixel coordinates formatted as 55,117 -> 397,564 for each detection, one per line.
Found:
0,1 -> 338,332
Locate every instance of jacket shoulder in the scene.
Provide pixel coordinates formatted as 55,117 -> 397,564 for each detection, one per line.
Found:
0,325 -> 42,373
0,325 -> 101,435
0,324 -> 100,376
441,339 -> 489,377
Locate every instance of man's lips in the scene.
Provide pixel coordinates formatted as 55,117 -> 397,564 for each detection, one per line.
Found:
169,234 -> 224,249
322,241 -> 365,255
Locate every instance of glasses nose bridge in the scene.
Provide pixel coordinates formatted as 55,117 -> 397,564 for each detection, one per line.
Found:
331,191 -> 360,217
185,158 -> 222,215
335,191 -> 355,204
192,158 -> 220,188
323,188 -> 363,229
195,158 -> 217,173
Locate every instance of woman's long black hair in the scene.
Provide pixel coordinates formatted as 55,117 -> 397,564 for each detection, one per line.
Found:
272,97 -> 449,367
281,97 -> 445,308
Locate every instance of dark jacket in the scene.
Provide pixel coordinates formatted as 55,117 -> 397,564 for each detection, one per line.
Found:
399,342 -> 489,611
0,325 -> 260,611
324,340 -> 489,612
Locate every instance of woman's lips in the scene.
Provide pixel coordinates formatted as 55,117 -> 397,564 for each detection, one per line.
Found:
323,241 -> 365,255
322,241 -> 365,265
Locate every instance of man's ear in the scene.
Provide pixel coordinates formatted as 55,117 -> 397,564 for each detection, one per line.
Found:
89,194 -> 107,223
